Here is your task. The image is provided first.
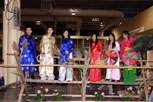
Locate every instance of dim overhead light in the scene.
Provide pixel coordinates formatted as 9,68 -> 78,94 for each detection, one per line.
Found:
72,12 -> 75,15
100,24 -> 103,27
119,22 -> 122,25
100,22 -> 104,26
71,8 -> 76,15
35,21 -> 41,25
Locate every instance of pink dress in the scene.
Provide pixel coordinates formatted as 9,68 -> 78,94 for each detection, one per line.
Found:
106,41 -> 120,80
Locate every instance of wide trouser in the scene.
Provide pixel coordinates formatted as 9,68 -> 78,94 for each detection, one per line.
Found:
39,54 -> 54,80
23,70 -> 34,79
106,58 -> 120,80
0,77 -> 4,86
59,53 -> 73,81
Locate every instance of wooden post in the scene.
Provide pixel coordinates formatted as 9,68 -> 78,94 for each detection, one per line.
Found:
139,52 -> 149,102
81,51 -> 88,101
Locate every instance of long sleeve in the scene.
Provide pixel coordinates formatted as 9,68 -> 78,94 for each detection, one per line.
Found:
98,41 -> 102,53
120,41 -> 125,58
32,38 -> 37,59
68,39 -> 74,53
39,36 -> 45,53
52,37 -> 55,49
90,46 -> 92,54
113,41 -> 120,52
60,40 -> 65,56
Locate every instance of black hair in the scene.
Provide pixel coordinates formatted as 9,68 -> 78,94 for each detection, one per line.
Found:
25,27 -> 32,31
90,34 -> 98,46
48,26 -> 53,30
46,27 -> 54,35
0,59 -> 4,64
122,30 -> 130,39
108,33 -> 116,48
111,57 -> 118,64
62,29 -> 70,39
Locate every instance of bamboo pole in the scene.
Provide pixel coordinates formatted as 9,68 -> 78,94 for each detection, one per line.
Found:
7,53 -> 153,62
1,64 -> 153,69
81,52 -> 88,101
18,85 -> 25,102
6,53 -> 86,61
26,79 -> 142,85
12,42 -> 29,102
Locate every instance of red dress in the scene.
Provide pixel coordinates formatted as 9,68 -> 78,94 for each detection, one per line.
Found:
89,41 -> 102,82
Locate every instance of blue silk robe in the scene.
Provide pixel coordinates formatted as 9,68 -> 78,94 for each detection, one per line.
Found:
19,34 -> 37,71
60,38 -> 74,64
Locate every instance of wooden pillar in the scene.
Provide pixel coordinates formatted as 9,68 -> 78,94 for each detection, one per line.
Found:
3,0 -> 21,84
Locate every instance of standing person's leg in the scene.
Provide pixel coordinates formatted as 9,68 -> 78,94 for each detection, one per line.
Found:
29,71 -> 34,79
47,57 -> 55,80
59,66 -> 66,81
66,67 -> 73,81
39,54 -> 47,80
23,70 -> 26,77
98,85 -> 105,90
108,85 -> 114,95
66,53 -> 73,81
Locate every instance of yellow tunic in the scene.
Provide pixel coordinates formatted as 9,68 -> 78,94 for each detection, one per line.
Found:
40,35 -> 55,56
39,35 -> 55,79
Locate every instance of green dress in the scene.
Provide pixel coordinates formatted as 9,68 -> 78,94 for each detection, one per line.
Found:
123,64 -> 136,84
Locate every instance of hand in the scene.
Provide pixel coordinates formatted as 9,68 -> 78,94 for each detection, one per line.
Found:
98,56 -> 100,61
0,77 -> 2,80
65,51 -> 69,54
41,53 -> 45,57
20,55 -> 23,59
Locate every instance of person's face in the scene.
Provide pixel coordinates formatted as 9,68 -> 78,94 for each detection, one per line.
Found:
123,33 -> 128,39
109,34 -> 114,42
92,34 -> 96,41
26,28 -> 32,35
47,28 -> 53,35
63,31 -> 68,38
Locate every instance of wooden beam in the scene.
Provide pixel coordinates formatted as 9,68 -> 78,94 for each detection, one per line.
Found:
0,81 -> 20,90
22,94 -> 141,98
26,79 -> 141,85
